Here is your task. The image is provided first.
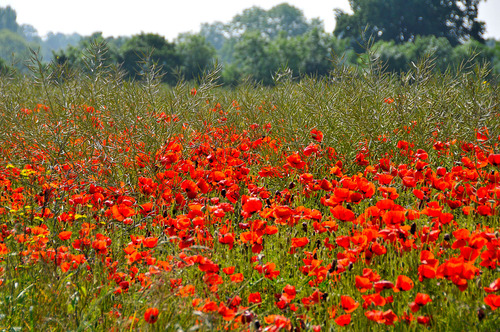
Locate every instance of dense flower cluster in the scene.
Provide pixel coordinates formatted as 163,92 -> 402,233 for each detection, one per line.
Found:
0,99 -> 499,330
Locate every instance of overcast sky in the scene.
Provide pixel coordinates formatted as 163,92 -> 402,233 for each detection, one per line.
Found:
4,0 -> 500,40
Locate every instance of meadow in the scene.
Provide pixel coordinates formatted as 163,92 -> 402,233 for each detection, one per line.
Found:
0,45 -> 499,331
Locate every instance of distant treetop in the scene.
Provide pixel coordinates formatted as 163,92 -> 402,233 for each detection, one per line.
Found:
334,0 -> 486,45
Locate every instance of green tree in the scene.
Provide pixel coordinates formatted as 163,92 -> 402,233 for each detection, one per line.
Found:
177,34 -> 216,81
299,28 -> 333,76
42,32 -> 81,60
121,33 -> 180,84
268,31 -> 302,76
233,31 -> 277,85
334,0 -> 486,45
372,36 -> 455,72
0,6 -> 19,32
53,32 -> 123,70
230,3 -> 320,39
200,22 -> 228,51
0,28 -> 31,69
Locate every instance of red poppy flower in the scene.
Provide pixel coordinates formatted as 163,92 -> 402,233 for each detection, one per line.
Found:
143,237 -> 158,248
335,314 -> 351,326
181,180 -> 199,199
484,278 -> 500,293
286,153 -> 306,169
310,129 -> 324,142
58,231 -> 72,241
218,303 -> 235,321
331,205 -> 355,222
373,280 -> 394,293
111,204 -> 136,222
484,294 -> 500,311
248,292 -> 262,304
291,237 -> 309,248
144,307 -> 159,324
417,315 -> 431,325
394,275 -> 414,292
355,276 -> 373,293
488,154 -> 500,166
230,273 -> 244,283
283,285 -> 297,300
242,197 -> 262,214
340,295 -> 359,313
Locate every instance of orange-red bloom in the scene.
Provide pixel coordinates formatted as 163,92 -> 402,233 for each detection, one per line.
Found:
144,307 -> 159,324
484,294 -> 500,311
335,314 -> 351,326
340,295 -> 359,313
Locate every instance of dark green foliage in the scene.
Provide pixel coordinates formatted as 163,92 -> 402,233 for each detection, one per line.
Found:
0,3 -> 499,86
177,34 -> 216,81
121,33 -> 180,84
334,0 -> 485,45
233,31 -> 277,85
53,32 -> 123,71
0,6 -> 19,32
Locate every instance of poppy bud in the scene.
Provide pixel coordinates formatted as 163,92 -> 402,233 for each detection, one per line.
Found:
477,308 -> 485,321
329,259 -> 337,273
302,222 -> 308,233
410,222 -> 417,235
221,189 -> 226,197
348,262 -> 354,271
241,310 -> 254,323
316,239 -> 321,249
289,182 -> 295,189
444,233 -> 450,242
254,320 -> 261,329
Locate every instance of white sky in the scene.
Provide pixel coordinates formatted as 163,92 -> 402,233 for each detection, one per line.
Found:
3,0 -> 500,40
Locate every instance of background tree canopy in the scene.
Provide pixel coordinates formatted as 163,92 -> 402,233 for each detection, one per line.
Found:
0,2 -> 499,85
334,0 -> 485,45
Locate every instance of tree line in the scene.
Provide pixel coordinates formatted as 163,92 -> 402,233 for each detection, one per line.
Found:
1,2 -> 499,85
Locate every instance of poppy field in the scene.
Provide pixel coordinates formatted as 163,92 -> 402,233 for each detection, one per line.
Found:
0,52 -> 499,331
